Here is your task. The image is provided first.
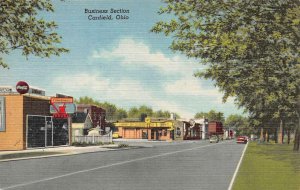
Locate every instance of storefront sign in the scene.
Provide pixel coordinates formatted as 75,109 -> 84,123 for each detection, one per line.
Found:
16,81 -> 29,94
0,86 -> 12,94
50,97 -> 73,104
28,87 -> 45,96
0,97 -> 5,132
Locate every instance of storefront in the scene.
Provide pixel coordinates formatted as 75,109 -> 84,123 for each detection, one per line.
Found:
0,94 -> 71,150
114,118 -> 184,141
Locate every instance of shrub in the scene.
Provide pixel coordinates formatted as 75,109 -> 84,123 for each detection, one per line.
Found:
118,143 -> 129,148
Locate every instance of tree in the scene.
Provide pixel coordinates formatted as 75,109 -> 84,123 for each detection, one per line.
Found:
75,97 -> 128,121
194,112 -> 208,119
115,108 -> 128,120
152,0 -> 300,150
98,102 -> 117,121
194,110 -> 225,123
128,105 -> 153,119
127,107 -> 140,118
225,114 -> 250,136
153,110 -> 171,118
127,105 -> 180,119
0,0 -> 69,68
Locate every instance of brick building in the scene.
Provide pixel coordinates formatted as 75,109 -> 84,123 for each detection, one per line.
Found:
0,93 -> 71,150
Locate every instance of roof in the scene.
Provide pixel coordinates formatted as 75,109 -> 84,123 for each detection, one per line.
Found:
72,112 -> 88,123
0,93 -> 50,101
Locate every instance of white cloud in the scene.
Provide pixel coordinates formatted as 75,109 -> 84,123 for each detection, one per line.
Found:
51,38 -> 239,118
92,38 -> 200,75
164,77 -> 237,106
52,73 -> 110,94
52,73 -> 195,118
165,77 -> 221,97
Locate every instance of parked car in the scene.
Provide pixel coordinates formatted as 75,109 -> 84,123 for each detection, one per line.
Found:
236,136 -> 248,144
209,135 -> 219,143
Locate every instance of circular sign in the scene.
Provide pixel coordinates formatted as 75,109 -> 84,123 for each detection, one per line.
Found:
16,81 -> 29,94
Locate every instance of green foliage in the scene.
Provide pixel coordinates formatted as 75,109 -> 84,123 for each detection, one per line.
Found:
225,114 -> 251,136
194,112 -> 208,119
72,141 -> 104,147
128,105 -> 180,119
75,96 -> 181,121
153,110 -> 171,118
152,0 -> 300,148
118,143 -> 129,148
194,110 -> 225,123
0,0 -> 69,68
75,96 -> 126,121
128,105 -> 153,118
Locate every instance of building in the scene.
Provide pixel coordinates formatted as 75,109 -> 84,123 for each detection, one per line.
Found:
76,104 -> 106,132
0,93 -> 73,150
182,120 -> 202,140
71,104 -> 107,142
114,118 -> 186,141
71,112 -> 93,139
208,121 -> 224,138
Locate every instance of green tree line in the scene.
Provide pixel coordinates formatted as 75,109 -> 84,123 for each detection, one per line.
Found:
75,96 -> 180,121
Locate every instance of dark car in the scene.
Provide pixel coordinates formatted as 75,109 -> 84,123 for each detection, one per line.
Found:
236,136 -> 248,144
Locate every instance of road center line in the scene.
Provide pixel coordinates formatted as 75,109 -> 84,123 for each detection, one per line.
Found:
1,141 -> 229,190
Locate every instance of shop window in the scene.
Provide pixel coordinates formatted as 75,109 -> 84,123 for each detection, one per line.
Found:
163,129 -> 167,136
0,97 -> 5,132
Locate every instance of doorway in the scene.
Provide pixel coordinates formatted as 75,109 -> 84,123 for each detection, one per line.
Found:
26,115 -> 69,148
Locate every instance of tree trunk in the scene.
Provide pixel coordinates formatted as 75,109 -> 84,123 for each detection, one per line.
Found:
260,127 -> 264,142
266,129 -> 269,142
293,115 -> 300,151
278,119 -> 283,144
287,129 -> 290,144
294,128 -> 300,151
293,87 -> 300,151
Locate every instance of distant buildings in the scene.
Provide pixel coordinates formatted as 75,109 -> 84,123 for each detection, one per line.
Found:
114,117 -> 210,141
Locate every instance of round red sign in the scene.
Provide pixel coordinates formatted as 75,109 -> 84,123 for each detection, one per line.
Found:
16,81 -> 29,94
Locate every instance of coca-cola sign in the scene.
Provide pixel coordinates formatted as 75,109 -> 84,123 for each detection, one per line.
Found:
16,81 -> 29,94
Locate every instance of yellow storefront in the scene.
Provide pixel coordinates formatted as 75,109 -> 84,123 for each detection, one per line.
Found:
114,118 -> 183,141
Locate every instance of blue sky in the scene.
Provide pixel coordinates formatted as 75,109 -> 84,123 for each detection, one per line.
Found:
0,0 -> 244,119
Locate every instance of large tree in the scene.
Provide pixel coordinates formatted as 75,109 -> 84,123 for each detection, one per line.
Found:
0,0 -> 68,68
152,0 -> 300,150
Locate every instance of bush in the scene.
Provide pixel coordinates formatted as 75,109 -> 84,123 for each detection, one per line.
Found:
118,143 -> 129,148
72,141 -> 104,147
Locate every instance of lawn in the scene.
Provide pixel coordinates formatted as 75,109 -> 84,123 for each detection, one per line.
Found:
233,142 -> 300,190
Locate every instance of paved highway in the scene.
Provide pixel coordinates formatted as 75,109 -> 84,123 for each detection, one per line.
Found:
0,140 -> 245,190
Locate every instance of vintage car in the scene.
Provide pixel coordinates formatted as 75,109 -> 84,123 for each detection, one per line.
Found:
209,135 -> 219,143
236,136 -> 248,144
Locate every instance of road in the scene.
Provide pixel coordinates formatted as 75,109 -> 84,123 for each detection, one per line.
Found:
0,140 -> 245,190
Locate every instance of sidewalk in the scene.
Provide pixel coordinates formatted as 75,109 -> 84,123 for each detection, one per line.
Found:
0,144 -> 119,162
0,140 -> 177,162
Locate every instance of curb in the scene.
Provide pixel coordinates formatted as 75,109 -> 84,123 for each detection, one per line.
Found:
0,146 -> 144,163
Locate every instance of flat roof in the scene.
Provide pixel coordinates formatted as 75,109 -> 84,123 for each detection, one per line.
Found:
0,93 -> 50,101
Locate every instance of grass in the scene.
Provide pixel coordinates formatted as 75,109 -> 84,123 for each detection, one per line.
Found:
233,142 -> 300,190
0,152 -> 64,160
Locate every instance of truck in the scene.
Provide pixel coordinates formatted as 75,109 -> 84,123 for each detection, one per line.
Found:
208,121 -> 224,140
